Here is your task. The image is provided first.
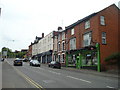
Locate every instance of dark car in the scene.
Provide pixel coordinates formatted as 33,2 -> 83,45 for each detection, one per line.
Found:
13,58 -> 23,66
1,58 -> 5,62
22,58 -> 28,62
30,60 -> 40,67
48,61 -> 61,69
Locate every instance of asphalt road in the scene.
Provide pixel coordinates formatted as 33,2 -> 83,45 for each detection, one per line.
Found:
1,58 -> 118,89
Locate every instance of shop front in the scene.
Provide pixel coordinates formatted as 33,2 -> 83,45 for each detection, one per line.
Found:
66,43 -> 100,72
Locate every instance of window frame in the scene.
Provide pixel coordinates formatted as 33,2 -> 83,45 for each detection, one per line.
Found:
71,28 -> 74,35
85,20 -> 90,29
83,32 -> 92,47
102,32 -> 107,44
70,38 -> 76,50
100,16 -> 105,25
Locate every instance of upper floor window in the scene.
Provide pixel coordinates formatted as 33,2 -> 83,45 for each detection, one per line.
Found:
102,32 -> 106,44
83,32 -> 92,47
71,28 -> 74,35
70,38 -> 76,50
85,20 -> 90,29
58,34 -> 60,41
62,42 -> 65,51
62,32 -> 65,40
58,43 -> 60,51
100,16 -> 105,25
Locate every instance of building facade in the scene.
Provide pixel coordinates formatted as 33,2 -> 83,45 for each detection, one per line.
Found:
56,27 -> 66,66
65,4 -> 120,71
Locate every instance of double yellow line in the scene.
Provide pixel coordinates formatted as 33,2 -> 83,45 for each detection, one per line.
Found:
7,61 -> 45,90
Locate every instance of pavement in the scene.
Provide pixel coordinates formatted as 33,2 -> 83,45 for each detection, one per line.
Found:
42,63 -> 119,79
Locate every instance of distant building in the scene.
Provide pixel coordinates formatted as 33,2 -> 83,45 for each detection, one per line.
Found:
32,35 -> 43,57
37,31 -> 57,63
56,27 -> 66,66
21,49 -> 28,53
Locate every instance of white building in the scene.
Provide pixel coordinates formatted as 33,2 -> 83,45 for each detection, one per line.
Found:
32,36 -> 42,58
37,31 -> 58,63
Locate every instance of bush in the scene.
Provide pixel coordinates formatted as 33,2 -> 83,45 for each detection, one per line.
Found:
105,52 -> 120,62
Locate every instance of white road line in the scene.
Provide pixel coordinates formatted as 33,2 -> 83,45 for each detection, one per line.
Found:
38,68 -> 45,70
48,70 -> 61,75
106,86 -> 115,88
66,76 -> 91,83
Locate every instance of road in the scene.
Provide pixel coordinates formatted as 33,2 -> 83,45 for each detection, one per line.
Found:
1,58 -> 118,89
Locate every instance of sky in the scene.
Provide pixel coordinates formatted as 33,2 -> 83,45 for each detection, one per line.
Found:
0,0 -> 119,52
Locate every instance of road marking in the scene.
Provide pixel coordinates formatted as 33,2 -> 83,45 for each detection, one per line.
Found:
6,61 -> 45,90
106,86 -> 115,88
43,80 -> 55,83
48,70 -> 61,75
38,68 -> 45,70
66,76 -> 91,83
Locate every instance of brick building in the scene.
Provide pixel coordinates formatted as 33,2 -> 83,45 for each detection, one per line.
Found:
65,4 -> 120,71
27,42 -> 33,59
56,27 -> 66,66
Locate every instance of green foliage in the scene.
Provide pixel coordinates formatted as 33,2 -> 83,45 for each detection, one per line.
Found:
1,47 -> 27,58
15,52 -> 27,58
105,52 -> 120,61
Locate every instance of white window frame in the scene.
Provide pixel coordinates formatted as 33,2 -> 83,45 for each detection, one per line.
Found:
70,38 -> 76,50
58,43 -> 60,51
83,32 -> 92,47
85,20 -> 90,29
100,16 -> 105,25
71,28 -> 74,35
102,32 -> 106,44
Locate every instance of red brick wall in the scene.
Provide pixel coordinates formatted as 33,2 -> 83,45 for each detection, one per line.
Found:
65,4 -> 119,71
97,5 -> 119,70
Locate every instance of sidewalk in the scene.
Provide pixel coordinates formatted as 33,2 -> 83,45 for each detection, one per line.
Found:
41,64 -> 119,78
62,66 -> 119,78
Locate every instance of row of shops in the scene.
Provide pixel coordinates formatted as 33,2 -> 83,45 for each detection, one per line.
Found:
32,43 -> 101,72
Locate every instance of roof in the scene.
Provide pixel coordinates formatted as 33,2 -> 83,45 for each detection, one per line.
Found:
65,13 -> 97,30
65,4 -> 119,30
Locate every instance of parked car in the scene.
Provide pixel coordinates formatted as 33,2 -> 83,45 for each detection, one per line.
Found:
30,60 -> 40,67
48,61 -> 61,69
1,58 -> 5,62
13,58 -> 23,66
22,58 -> 28,62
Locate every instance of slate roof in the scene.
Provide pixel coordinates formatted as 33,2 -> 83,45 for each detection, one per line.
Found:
65,13 -> 97,30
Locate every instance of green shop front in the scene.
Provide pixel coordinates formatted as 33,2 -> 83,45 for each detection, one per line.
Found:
66,43 -> 100,72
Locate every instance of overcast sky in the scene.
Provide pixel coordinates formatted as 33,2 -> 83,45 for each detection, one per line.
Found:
0,0 -> 119,51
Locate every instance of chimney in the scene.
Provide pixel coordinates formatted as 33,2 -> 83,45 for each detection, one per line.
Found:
42,33 -> 44,38
58,27 -> 62,31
